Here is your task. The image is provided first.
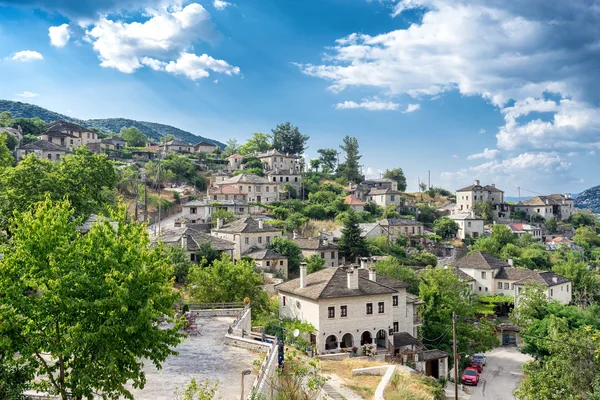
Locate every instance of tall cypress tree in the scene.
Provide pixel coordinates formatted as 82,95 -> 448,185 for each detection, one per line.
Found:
338,211 -> 369,263
339,136 -> 362,183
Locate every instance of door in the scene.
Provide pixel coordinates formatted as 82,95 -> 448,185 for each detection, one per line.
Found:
256,195 -> 262,203
502,333 -> 510,345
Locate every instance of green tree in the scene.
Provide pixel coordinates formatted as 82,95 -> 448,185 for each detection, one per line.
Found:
306,254 -> 326,274
241,155 -> 264,170
120,126 -> 147,147
419,182 -> 427,192
268,350 -> 328,400
338,211 -> 369,262
145,160 -> 176,187
2,131 -> 19,150
573,226 -> 600,250
239,132 -> 272,155
271,122 -> 309,155
569,212 -> 597,228
473,200 -> 494,222
339,136 -> 362,183
416,204 -> 439,224
0,198 -> 182,400
196,242 -> 220,266
283,183 -> 297,199
224,138 -> 241,156
0,111 -> 13,126
309,158 -> 321,172
383,168 -> 407,191
375,258 -> 420,295
433,216 -> 459,239
553,253 -> 599,300
167,245 -> 194,283
175,378 -> 219,400
268,237 -> 302,276
0,133 -> 14,168
545,217 -> 558,234
317,148 -> 338,172
210,208 -> 237,228
12,117 -> 46,136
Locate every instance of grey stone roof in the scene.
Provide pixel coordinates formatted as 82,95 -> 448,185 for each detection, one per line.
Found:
449,212 -> 482,221
77,214 -> 118,234
275,267 -> 407,300
19,140 -> 68,152
221,174 -> 270,185
195,141 -> 216,147
257,149 -> 299,159
363,178 -> 395,184
0,127 -> 22,138
520,194 -> 571,206
379,218 -> 422,226
392,332 -> 421,347
406,293 -> 425,304
494,267 -> 539,281
452,267 -> 476,282
454,252 -> 510,270
457,183 -> 503,192
152,225 -> 235,252
103,136 -> 126,144
45,120 -> 88,133
212,217 -> 281,234
243,248 -> 287,260
418,349 -> 449,361
182,200 -> 209,207
368,188 -> 402,196
514,270 -> 570,287
292,237 -> 338,250
166,139 -> 191,146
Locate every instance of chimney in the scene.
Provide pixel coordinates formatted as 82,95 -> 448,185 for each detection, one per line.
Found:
475,179 -> 480,185
293,230 -> 298,239
299,262 -> 307,288
347,267 -> 359,290
491,183 -> 495,188
552,276 -> 558,284
508,258 -> 514,267
322,237 -> 329,247
258,220 -> 264,230
368,267 -> 377,282
360,257 -> 369,269
181,233 -> 188,249
216,218 -> 223,229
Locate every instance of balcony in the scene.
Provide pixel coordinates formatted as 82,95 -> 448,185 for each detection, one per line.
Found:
413,314 -> 423,325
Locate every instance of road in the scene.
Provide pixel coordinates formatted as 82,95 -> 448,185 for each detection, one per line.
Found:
470,347 -> 532,400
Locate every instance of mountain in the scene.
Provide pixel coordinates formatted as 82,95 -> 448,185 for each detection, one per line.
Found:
0,100 -> 225,148
574,186 -> 600,212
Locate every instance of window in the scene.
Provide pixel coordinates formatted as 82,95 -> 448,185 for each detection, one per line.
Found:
280,177 -> 283,182
567,285 -> 570,292
550,289 -> 554,296
412,226 -> 415,234
266,186 -> 269,192
190,253 -> 196,262
244,237 -> 249,245
266,236 -> 271,243
280,260 -> 284,266
286,177 -> 289,182
47,154 -> 52,160
378,302 -> 385,313
258,237 -> 262,244
468,221 -> 472,227
481,271 -> 486,279
498,282 -> 502,289
283,296 -> 286,306
504,283 -> 509,290
190,207 -> 197,214
479,286 -> 482,291
56,154 -> 60,160
273,177 -> 277,182
391,195 -> 395,201
320,252 -> 325,259
393,322 -> 399,332
393,295 -> 398,306
485,287 -> 488,292
248,186 -> 252,192
328,307 -> 335,318
256,186 -> 261,192
239,208 -> 244,212
295,177 -> 298,182
331,251 -> 335,258
366,303 -> 373,315
274,186 -> 278,192
266,261 -> 270,267
340,305 -> 347,317
213,195 -> 218,200
518,287 -> 522,294
561,285 -> 563,291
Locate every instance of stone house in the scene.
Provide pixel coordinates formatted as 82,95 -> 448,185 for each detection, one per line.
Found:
265,169 -> 302,191
39,130 -> 79,150
40,120 -> 99,150
194,141 -> 217,153
514,194 -> 575,221
151,225 -> 235,261
227,154 -> 244,170
367,188 -> 403,207
208,185 -> 249,202
344,194 -> 367,212
504,223 -> 543,240
211,217 -> 283,260
182,199 -> 248,224
275,262 -> 423,354
210,170 -> 234,185
257,149 -> 302,172
100,136 -> 127,150
353,178 -> 398,201
378,218 -> 425,240
448,212 -> 484,239
217,174 -> 280,204
164,139 -> 193,154
331,222 -> 385,241
455,180 -> 505,213
16,140 -> 68,162
292,235 -> 339,268
243,248 -> 288,279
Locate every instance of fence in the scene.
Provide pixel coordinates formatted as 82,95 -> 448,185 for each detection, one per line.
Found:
186,302 -> 245,310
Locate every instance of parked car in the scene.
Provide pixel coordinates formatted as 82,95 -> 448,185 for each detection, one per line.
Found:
462,367 -> 480,386
472,353 -> 486,366
469,358 -> 483,372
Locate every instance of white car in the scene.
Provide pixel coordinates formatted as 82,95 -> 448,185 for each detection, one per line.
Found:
472,353 -> 486,366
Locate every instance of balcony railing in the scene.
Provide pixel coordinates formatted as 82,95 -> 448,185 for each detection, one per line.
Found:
413,314 -> 423,324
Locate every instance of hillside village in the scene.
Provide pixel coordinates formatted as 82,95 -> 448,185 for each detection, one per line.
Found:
2,112 -> 600,400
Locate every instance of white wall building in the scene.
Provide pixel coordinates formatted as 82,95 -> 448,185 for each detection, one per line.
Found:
514,194 -> 575,222
216,174 -> 280,204
367,189 -> 403,207
16,140 -> 68,162
449,212 -> 484,239
257,149 -> 302,172
292,235 -> 339,268
455,180 -> 504,213
211,217 -> 283,260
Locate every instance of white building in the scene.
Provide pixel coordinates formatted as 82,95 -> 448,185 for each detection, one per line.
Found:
367,188 -> 403,207
226,154 -> 244,170
455,180 -> 504,213
275,262 -> 422,354
16,140 -> 68,162
265,169 -> 302,191
194,141 -> 217,153
243,248 -> 288,279
378,218 -> 425,240
217,174 -> 280,204
257,149 -> 302,172
182,199 -> 248,224
292,235 -> 340,268
211,217 -> 283,260
514,194 -> 575,222
449,212 -> 484,239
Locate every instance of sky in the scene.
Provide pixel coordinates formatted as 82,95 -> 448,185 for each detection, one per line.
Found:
0,0 -> 599,195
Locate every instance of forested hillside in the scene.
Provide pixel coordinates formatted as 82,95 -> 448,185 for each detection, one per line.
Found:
0,100 -> 224,147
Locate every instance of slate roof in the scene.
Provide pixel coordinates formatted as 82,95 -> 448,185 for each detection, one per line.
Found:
45,120 -> 88,133
243,248 -> 287,260
363,178 -> 395,185
344,194 -> 367,206
368,188 -> 402,196
77,214 -> 118,234
227,154 -> 244,159
102,136 -> 127,145
454,252 -> 510,270
41,130 -> 77,138
514,271 -> 571,287
166,140 -> 191,146
406,293 -> 425,304
494,267 -> 539,281
257,149 -> 299,159
452,267 -> 476,282
379,218 -> 422,226
418,349 -> 449,361
520,194 -> 571,206
449,212 -> 482,221
182,200 -> 209,207
152,225 -> 235,251
19,140 -> 68,152
292,237 -> 338,250
332,222 -> 382,239
221,174 -> 270,185
195,141 -> 216,147
457,183 -> 503,192
275,267 -> 408,300
392,332 -> 422,347
212,217 -> 281,234
0,127 -> 22,138
209,185 -> 248,195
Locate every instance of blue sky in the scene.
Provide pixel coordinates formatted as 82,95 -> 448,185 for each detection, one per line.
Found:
0,0 -> 599,195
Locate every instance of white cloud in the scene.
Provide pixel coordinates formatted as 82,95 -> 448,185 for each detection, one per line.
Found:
164,52 -> 240,80
213,0 -> 232,10
451,154 -> 459,158
49,24 -> 71,47
478,129 -> 486,134
11,50 -> 43,62
466,148 -> 499,160
365,167 -> 384,179
403,103 -> 420,113
16,91 -> 39,98
82,3 -> 238,80
589,150 -> 596,156
335,98 -> 400,111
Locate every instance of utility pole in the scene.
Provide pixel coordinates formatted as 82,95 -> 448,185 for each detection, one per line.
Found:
518,186 -> 521,202
428,170 -> 431,189
418,177 -> 421,192
453,311 -> 458,400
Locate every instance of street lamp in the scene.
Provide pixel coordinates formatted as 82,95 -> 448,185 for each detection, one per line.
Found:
240,369 -> 252,400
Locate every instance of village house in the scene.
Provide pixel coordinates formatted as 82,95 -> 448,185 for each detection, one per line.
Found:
131,149 -> 157,160
1,126 -> 23,142
504,223 -> 543,240
265,169 -> 302,191
208,185 -> 248,202
216,174 -> 280,204
194,141 -> 217,153
257,149 -> 302,172
332,222 -> 386,241
352,178 -> 398,201
545,236 -> 581,251
379,218 -> 425,240
243,248 -> 288,279
514,194 -> 575,221
16,139 -> 68,162
275,260 -> 423,354
152,225 -> 235,262
182,198 -> 247,224
227,154 -> 244,170
210,170 -> 234,185
100,136 -> 127,151
292,235 -> 340,267
453,252 -> 571,304
449,212 -> 484,239
455,180 -> 506,217
39,121 -> 99,150
211,217 -> 283,260
344,194 -> 367,212
164,139 -> 193,154
367,188 -> 403,208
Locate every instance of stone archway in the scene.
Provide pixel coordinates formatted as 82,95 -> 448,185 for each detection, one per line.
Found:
361,331 -> 373,346
341,333 -> 354,349
325,334 -> 338,351
376,329 -> 387,349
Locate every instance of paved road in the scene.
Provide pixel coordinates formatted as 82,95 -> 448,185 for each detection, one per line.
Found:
470,347 -> 532,400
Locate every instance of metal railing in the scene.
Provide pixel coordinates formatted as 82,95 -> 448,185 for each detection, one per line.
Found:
185,302 -> 245,310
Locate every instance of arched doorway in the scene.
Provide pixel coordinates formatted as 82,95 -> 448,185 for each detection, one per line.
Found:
341,333 -> 354,349
325,334 -> 338,351
376,329 -> 387,349
361,331 -> 373,346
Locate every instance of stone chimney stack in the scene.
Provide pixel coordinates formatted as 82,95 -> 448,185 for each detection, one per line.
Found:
299,262 -> 307,288
322,237 -> 329,247
474,179 -> 480,185
216,218 -> 223,229
258,220 -> 264,230
347,266 -> 359,290
293,230 -> 298,239
360,257 -> 369,269
508,258 -> 514,267
552,276 -> 558,284
368,267 -> 377,282
181,233 -> 188,249
491,183 -> 495,188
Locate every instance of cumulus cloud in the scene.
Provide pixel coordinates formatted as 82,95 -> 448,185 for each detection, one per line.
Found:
299,0 -> 600,154
49,24 -> 71,47
478,129 -> 486,134
365,167 -> 384,179
213,0 -> 231,10
16,91 -> 39,98
403,103 -> 420,113
11,50 -> 43,61
466,148 -> 499,160
164,52 -> 240,80
335,98 -> 400,111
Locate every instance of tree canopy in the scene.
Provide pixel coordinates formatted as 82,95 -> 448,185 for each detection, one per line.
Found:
317,148 -> 338,172
268,237 -> 302,276
120,126 -> 147,147
339,136 -> 362,184
383,168 -> 407,191
433,216 -> 459,240
272,122 -> 309,155
239,132 -> 272,155
338,210 -> 369,262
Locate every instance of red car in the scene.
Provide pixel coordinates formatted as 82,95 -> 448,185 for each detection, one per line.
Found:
469,359 -> 483,372
461,367 -> 480,386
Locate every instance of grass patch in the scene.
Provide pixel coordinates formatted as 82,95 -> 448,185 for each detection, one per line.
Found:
384,372 -> 444,400
320,358 -> 386,400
